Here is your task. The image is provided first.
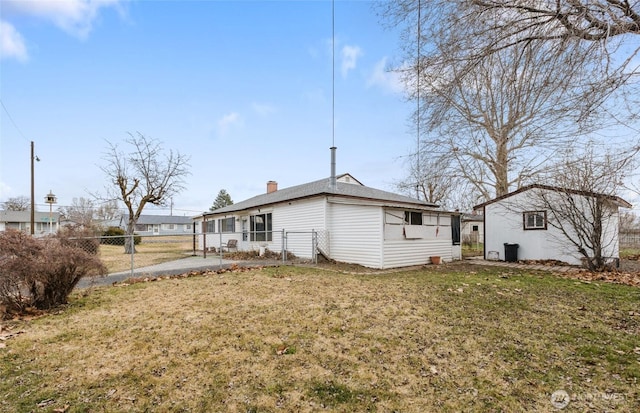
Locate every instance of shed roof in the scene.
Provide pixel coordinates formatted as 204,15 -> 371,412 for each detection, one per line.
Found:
473,184 -> 632,211
203,175 -> 439,217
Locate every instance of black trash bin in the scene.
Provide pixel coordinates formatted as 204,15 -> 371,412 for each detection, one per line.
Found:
504,243 -> 519,262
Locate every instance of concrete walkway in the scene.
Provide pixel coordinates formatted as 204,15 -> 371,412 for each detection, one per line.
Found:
77,255 -> 280,289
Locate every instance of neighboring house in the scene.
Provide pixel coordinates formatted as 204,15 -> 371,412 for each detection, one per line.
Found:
194,174 -> 461,269
461,213 -> 484,245
473,184 -> 631,265
0,210 -> 61,235
113,214 -> 193,235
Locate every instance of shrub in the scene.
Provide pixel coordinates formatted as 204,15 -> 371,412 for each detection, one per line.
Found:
0,229 -> 106,318
58,225 -> 100,255
100,226 -> 141,246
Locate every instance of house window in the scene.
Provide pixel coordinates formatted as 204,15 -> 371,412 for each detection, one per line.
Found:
135,224 -> 147,231
163,223 -> 175,230
185,224 -> 192,231
472,225 -> 479,232
250,213 -> 272,241
218,217 -> 235,233
404,211 -> 423,226
523,211 -> 547,230
204,220 -> 215,233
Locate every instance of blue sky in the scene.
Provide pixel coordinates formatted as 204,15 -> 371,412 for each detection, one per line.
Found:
1,0 -> 415,216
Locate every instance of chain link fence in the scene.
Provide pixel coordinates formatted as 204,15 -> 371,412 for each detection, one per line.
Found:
63,228 -> 326,278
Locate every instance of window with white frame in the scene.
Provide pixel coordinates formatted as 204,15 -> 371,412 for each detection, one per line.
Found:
250,213 -> 272,241
523,211 -> 547,230
218,217 -> 235,233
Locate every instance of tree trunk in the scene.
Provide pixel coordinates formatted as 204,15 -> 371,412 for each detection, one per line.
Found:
125,222 -> 137,254
494,138 -> 510,196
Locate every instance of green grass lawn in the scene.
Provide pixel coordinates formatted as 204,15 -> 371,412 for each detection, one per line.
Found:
621,246 -> 640,258
1,263 -> 638,412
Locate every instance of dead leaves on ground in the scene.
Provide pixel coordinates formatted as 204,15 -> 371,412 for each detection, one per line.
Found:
558,269 -> 640,287
114,264 -> 261,287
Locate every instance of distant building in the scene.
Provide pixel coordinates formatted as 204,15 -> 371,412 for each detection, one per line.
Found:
0,210 -> 60,235
461,213 -> 484,245
111,214 -> 193,235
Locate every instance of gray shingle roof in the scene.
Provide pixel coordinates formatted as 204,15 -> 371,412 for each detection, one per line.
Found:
473,184 -> 632,210
0,210 -> 60,222
122,214 -> 193,225
205,176 -> 439,216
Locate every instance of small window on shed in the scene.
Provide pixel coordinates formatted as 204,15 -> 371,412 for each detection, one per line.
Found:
523,211 -> 547,230
404,211 -> 423,225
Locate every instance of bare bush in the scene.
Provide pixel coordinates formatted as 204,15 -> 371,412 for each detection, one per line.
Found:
0,229 -> 106,318
57,225 -> 101,255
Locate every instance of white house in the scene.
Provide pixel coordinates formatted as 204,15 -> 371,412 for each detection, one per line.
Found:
0,210 -> 61,235
111,214 -> 193,236
194,174 -> 462,269
473,184 -> 632,265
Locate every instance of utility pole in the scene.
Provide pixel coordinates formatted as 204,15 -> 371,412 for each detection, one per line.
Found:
30,141 -> 35,235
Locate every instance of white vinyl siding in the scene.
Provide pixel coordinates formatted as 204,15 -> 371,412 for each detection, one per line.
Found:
272,198 -> 326,259
383,208 -> 454,268
328,203 -> 383,268
483,189 -> 621,265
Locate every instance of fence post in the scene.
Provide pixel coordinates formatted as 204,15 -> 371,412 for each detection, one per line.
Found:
192,224 -> 197,256
129,233 -> 135,278
203,219 -> 207,259
312,229 -> 317,264
219,231 -> 223,268
282,229 -> 286,263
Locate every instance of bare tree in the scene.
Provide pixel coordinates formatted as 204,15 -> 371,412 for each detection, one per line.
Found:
419,36 -> 599,198
380,1 -> 640,94
619,211 -> 640,229
381,1 -> 637,200
471,1 -> 640,45
395,153 -> 480,209
100,132 -> 190,253
528,144 -> 638,271
58,197 -> 96,228
94,200 -> 120,223
2,196 -> 31,211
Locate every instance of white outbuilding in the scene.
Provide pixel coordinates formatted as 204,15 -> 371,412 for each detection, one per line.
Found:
473,184 -> 632,266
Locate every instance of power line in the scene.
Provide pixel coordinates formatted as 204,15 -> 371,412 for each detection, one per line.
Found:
0,99 -> 31,143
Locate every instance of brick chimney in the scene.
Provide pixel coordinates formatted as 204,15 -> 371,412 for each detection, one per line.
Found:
267,181 -> 278,193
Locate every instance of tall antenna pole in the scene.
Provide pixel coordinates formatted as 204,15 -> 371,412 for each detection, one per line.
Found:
416,0 -> 421,200
330,0 -> 337,192
332,0 -> 335,149
30,141 -> 35,235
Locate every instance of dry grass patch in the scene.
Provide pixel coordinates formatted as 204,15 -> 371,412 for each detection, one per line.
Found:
1,264 -> 639,412
99,236 -> 194,273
